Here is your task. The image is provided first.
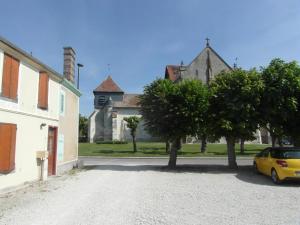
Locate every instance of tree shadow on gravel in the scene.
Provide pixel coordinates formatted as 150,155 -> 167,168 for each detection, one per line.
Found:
85,164 -> 300,187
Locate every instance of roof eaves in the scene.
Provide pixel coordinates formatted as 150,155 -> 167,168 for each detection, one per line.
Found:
61,78 -> 82,97
0,36 -> 64,83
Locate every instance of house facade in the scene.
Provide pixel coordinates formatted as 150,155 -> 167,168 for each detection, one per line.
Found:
0,37 -> 81,191
88,76 -> 152,142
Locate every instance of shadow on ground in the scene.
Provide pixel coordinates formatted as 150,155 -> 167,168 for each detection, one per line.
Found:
85,164 -> 300,187
90,149 -> 258,156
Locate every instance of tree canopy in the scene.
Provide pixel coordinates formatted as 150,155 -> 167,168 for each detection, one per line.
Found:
79,114 -> 88,142
261,58 -> 300,146
140,79 -> 209,167
209,68 -> 263,168
124,116 -> 141,152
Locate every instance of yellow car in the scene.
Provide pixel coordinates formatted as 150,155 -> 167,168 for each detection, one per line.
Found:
253,147 -> 300,184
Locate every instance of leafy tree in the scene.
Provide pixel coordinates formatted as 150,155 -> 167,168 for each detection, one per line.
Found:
79,114 -> 88,142
124,116 -> 141,152
140,79 -> 209,168
260,59 -> 300,147
209,69 -> 263,168
279,62 -> 300,146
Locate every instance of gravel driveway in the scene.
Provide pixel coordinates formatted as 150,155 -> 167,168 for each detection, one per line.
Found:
0,164 -> 300,225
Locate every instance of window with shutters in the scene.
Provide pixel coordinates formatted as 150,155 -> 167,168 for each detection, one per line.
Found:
0,123 -> 17,174
1,54 -> 20,100
38,72 -> 49,109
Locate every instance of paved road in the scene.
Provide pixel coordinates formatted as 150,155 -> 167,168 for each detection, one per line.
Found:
79,156 -> 253,167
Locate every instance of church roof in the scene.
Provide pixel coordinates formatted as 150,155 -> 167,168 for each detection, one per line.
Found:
113,94 -> 140,108
94,75 -> 124,93
165,42 -> 232,82
165,65 -> 181,81
188,45 -> 232,70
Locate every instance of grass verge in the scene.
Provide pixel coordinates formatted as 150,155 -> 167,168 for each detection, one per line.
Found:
79,142 -> 270,157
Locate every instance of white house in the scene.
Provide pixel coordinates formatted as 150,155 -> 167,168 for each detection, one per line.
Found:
0,37 -> 81,191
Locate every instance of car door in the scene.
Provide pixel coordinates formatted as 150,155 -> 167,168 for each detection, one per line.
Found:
260,149 -> 270,175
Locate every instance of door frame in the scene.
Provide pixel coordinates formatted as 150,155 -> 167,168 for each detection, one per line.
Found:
47,126 -> 58,176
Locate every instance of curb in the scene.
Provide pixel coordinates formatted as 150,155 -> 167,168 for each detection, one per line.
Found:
79,156 -> 253,160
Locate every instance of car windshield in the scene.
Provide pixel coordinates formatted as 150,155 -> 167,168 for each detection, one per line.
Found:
271,149 -> 300,159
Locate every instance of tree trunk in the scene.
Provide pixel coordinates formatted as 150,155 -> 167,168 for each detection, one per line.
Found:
226,136 -> 237,169
166,141 -> 170,153
278,137 -> 283,147
168,138 -> 181,168
178,139 -> 182,150
271,135 -> 276,148
240,138 -> 245,154
132,135 -> 137,152
293,136 -> 300,147
200,135 -> 207,153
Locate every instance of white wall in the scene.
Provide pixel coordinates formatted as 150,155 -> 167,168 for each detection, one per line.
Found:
0,50 -> 3,91
0,53 -> 60,120
115,108 -> 152,141
0,110 -> 58,190
0,47 -> 61,190
88,110 -> 97,143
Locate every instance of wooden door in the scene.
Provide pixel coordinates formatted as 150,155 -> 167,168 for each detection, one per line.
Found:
47,127 -> 57,176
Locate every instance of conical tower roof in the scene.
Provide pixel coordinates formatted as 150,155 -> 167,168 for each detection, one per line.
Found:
93,75 -> 124,93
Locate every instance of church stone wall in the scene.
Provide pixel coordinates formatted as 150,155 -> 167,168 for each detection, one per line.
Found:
94,92 -> 123,109
89,107 -> 154,142
183,48 -> 230,83
114,108 -> 152,141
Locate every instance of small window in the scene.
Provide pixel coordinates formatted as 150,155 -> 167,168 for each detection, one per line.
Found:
0,123 -> 17,173
195,69 -> 199,77
1,54 -> 20,100
59,91 -> 65,116
38,72 -> 49,109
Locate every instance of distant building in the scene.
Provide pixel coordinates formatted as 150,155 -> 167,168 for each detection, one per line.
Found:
165,39 -> 232,84
88,76 -> 152,142
0,37 -> 81,191
165,40 -> 267,144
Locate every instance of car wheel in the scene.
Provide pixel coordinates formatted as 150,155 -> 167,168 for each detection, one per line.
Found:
271,169 -> 281,184
253,162 -> 259,174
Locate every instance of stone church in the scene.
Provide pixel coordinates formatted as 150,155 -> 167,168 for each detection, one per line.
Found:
165,40 -> 266,144
165,40 -> 232,84
89,40 -> 269,144
88,76 -> 152,142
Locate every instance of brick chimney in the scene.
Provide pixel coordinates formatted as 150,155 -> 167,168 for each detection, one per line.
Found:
63,47 -> 76,84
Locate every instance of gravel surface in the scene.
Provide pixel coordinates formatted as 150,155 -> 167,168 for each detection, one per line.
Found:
0,165 -> 300,225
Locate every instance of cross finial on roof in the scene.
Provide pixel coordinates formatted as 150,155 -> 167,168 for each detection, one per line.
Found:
233,57 -> 238,69
107,63 -> 111,73
205,38 -> 210,47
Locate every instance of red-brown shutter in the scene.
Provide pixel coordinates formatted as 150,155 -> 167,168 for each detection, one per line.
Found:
0,123 -> 17,173
38,72 -> 49,109
9,57 -> 20,99
1,54 -> 12,98
1,54 -> 19,100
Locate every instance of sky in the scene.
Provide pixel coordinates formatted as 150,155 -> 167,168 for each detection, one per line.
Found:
1,0 -> 300,116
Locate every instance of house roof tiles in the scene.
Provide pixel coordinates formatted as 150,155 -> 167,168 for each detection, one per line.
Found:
113,94 -> 140,108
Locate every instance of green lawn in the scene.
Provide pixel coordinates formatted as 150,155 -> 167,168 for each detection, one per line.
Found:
79,142 -> 270,157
